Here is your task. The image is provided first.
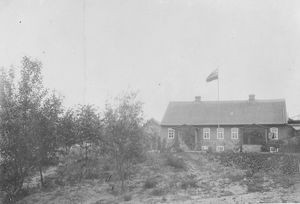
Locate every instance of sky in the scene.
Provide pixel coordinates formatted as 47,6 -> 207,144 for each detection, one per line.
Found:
0,0 -> 300,121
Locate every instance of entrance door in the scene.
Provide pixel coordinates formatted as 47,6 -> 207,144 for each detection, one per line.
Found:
242,127 -> 266,145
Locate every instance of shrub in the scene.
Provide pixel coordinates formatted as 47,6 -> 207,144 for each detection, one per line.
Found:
123,194 -> 132,201
151,188 -> 165,196
181,178 -> 198,189
215,152 -> 300,176
164,154 -> 186,170
144,178 -> 157,189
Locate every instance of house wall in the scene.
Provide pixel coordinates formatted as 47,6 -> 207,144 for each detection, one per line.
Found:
160,124 -> 295,152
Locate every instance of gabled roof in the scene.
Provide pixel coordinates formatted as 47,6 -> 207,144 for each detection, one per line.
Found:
161,99 -> 288,126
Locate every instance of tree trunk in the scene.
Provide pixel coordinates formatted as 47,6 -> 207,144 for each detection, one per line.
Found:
39,165 -> 44,187
85,145 -> 88,163
120,165 -> 125,193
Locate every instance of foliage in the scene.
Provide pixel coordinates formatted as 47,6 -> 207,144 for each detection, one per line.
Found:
123,194 -> 132,201
215,152 -> 300,176
57,109 -> 78,152
181,175 -> 198,189
164,153 -> 186,170
144,178 -> 157,189
261,140 -> 285,152
0,57 -> 63,201
103,91 -> 145,192
150,188 -> 165,196
75,105 -> 103,162
178,126 -> 196,150
143,119 -> 160,151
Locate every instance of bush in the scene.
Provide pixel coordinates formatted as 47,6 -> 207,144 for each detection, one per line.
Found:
181,178 -> 198,189
151,188 -> 165,196
215,152 -> 300,176
123,194 -> 132,201
56,158 -> 105,184
144,178 -> 157,189
164,154 -> 186,170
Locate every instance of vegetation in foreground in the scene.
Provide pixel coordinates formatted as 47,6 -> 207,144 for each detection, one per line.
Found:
12,151 -> 300,204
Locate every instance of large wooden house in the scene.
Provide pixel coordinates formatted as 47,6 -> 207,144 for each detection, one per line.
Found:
160,95 -> 298,152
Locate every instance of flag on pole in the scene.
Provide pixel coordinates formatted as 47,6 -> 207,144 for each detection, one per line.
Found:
206,69 -> 218,82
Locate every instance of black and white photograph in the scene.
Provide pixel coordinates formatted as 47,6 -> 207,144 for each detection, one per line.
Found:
0,0 -> 300,203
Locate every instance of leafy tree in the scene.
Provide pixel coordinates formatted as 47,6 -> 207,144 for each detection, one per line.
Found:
0,67 -> 29,201
0,57 -> 63,200
143,119 -> 160,151
57,109 -> 78,152
104,92 -> 145,192
34,92 -> 63,186
75,105 -> 103,162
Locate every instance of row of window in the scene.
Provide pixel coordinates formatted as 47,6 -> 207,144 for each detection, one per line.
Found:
167,127 -> 279,140
167,127 -> 239,139
202,145 -> 224,152
203,127 -> 238,140
202,145 -> 278,152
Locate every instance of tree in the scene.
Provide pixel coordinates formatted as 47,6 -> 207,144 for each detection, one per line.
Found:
34,92 -> 63,186
0,57 -> 46,200
0,67 -> 29,201
57,109 -> 78,152
75,105 -> 103,162
104,92 -> 145,192
0,56 -> 63,200
143,118 -> 160,151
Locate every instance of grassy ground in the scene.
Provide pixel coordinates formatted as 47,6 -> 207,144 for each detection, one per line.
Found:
11,152 -> 300,203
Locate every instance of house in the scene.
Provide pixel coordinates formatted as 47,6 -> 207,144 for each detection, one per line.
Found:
160,95 -> 298,152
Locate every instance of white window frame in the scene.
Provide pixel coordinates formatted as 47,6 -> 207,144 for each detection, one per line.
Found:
168,128 -> 175,139
203,128 -> 210,139
270,127 -> 278,140
217,128 -> 224,139
216,146 -> 224,152
202,146 -> 208,151
231,128 -> 239,139
269,146 -> 278,153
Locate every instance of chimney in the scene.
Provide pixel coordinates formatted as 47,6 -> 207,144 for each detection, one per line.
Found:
195,96 -> 201,102
249,94 -> 255,102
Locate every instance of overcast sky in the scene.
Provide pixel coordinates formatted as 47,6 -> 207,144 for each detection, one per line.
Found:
1,0 -> 300,120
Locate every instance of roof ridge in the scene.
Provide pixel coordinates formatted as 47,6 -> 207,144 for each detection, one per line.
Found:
169,99 -> 285,103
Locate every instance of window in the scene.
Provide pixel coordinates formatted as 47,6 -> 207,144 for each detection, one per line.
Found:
202,146 -> 208,151
216,146 -> 224,152
269,127 -> 278,140
168,128 -> 175,139
270,146 -> 278,153
231,128 -> 239,139
203,128 -> 210,139
217,128 -> 224,139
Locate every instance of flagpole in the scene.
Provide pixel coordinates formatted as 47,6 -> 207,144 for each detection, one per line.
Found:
217,69 -> 220,129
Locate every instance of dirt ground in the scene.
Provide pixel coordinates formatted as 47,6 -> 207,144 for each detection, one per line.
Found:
15,152 -> 300,204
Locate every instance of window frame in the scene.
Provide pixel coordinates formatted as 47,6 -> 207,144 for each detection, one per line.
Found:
203,128 -> 210,139
231,128 -> 239,139
270,127 -> 279,140
217,128 -> 224,139
168,128 -> 175,139
216,146 -> 225,152
202,146 -> 208,151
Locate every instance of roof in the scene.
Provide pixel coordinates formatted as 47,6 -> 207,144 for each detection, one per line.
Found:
161,99 -> 288,126
288,118 -> 300,131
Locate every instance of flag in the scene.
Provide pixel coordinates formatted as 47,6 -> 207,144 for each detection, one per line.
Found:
206,69 -> 218,82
